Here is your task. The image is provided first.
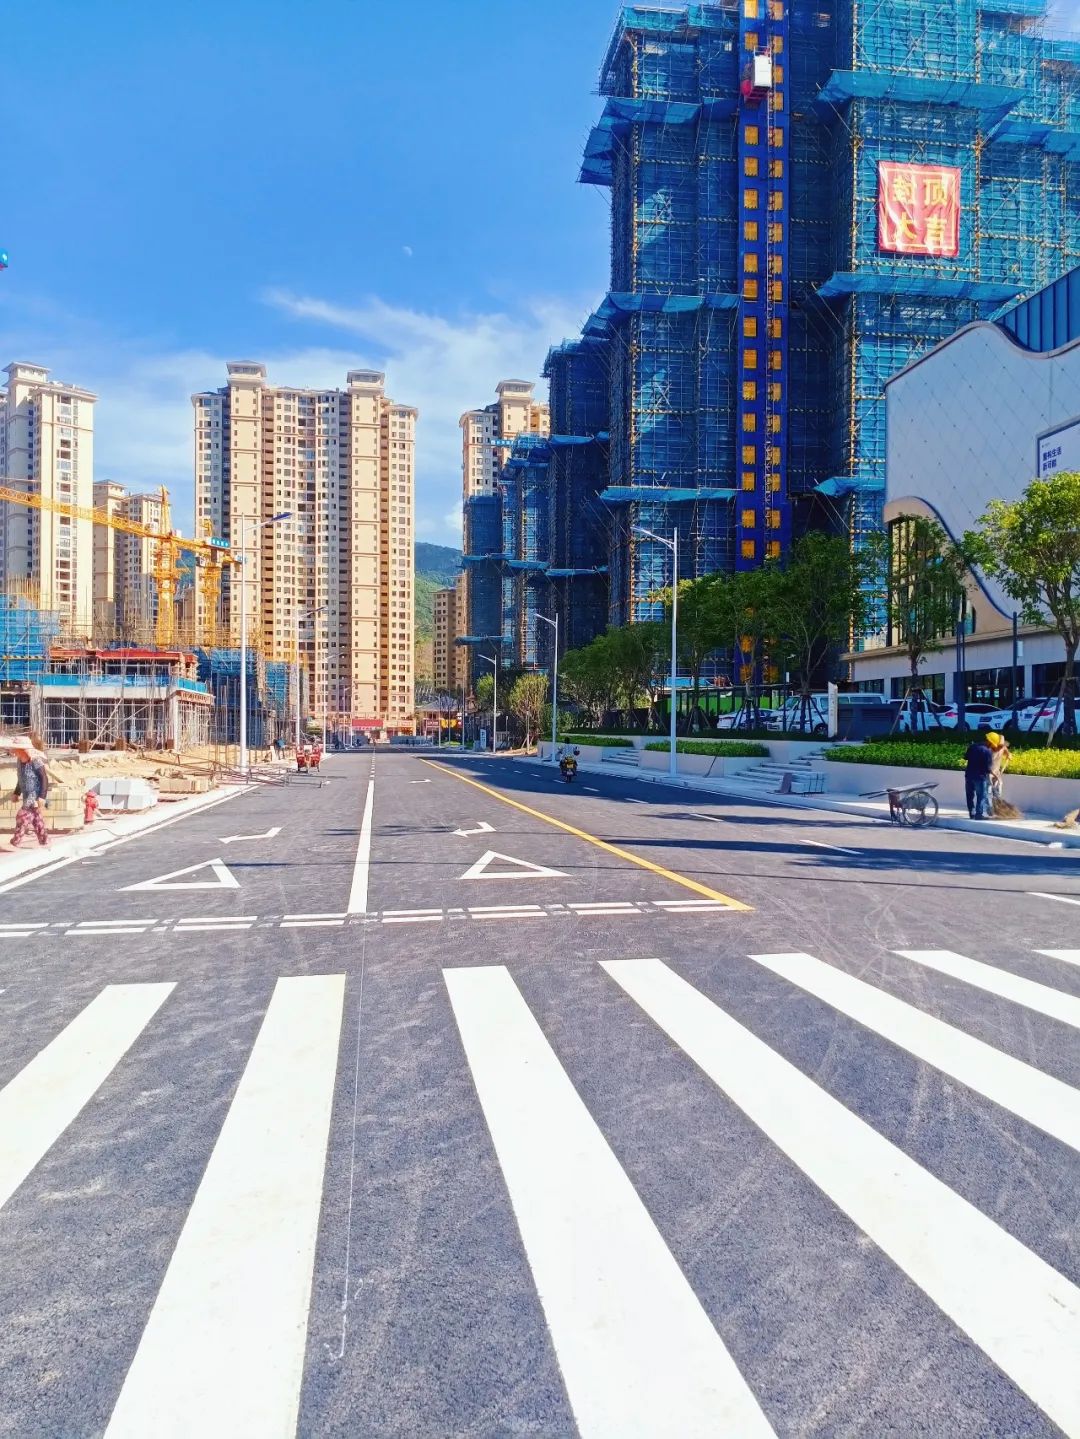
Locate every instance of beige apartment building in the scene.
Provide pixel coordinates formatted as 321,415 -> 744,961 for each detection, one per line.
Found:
433,584 -> 458,693
0,362 -> 97,635
92,482 -> 165,641
193,363 -> 416,735
459,379 -> 550,501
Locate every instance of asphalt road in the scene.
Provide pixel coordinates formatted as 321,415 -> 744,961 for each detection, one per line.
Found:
1,749 -> 1079,1437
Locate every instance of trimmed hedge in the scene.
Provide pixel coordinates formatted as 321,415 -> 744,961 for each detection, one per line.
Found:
823,740 -> 1080,780
558,734 -> 635,749
644,739 -> 770,757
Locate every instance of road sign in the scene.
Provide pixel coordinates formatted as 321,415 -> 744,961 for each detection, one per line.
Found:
460,851 -> 566,880
122,858 -> 240,891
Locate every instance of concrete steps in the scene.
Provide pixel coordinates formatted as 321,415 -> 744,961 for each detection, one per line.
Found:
601,748 -> 640,767
728,752 -> 828,795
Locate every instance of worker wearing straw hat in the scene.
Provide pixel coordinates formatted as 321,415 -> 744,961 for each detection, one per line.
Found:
8,737 -> 50,849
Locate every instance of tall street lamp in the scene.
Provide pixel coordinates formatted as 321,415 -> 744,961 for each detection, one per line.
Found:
294,604 -> 328,748
479,652 -> 498,753
633,524 -> 679,777
238,511 -> 291,775
536,610 -> 559,761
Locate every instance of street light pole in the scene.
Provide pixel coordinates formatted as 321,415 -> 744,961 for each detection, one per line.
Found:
633,524 -> 679,776
238,511 -> 291,776
480,653 -> 497,753
536,611 -> 559,761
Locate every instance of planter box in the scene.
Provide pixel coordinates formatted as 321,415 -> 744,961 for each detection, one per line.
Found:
675,752 -> 716,777
640,749 -> 671,771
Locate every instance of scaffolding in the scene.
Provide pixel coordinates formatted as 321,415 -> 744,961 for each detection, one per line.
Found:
563,0 -> 1080,643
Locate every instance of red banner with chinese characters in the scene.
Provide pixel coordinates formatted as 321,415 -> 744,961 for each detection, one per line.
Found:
878,162 -> 960,257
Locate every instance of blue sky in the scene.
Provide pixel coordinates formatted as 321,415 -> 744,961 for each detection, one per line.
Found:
1,0 -> 619,542
5,0 -> 1080,543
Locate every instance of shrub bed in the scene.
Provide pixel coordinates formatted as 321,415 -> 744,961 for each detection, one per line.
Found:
558,734 -> 635,749
644,739 -> 770,757
823,740 -> 1080,779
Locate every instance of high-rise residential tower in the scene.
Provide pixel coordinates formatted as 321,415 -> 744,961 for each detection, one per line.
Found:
92,482 -> 165,640
460,380 -> 549,683
551,1 -> 1080,650
0,362 -> 97,634
192,363 -> 416,736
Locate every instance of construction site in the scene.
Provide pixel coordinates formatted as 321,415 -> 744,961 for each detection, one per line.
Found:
0,481 -> 300,756
466,0 -> 1080,678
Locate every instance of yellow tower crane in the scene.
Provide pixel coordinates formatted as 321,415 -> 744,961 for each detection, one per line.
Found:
0,482 -> 237,649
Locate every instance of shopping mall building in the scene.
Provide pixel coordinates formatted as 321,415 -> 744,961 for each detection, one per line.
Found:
847,266 -> 1080,706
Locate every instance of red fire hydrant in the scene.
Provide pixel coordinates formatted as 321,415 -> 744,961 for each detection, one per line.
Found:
84,789 -> 99,825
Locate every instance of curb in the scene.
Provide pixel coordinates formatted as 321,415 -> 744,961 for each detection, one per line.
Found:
531,757 -> 1080,850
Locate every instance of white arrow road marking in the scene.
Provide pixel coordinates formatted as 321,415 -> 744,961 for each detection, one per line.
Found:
460,850 -> 567,881
410,779 -> 432,784
452,821 -> 495,838
121,858 -> 240,892
219,827 -> 282,844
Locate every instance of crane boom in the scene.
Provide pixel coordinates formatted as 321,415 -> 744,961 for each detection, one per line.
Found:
0,482 -> 236,648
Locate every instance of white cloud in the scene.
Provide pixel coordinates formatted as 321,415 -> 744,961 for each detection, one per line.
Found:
2,288 -> 591,546
262,288 -> 592,540
402,245 -> 414,258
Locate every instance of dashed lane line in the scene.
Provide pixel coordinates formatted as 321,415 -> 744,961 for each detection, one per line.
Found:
0,899 -> 746,942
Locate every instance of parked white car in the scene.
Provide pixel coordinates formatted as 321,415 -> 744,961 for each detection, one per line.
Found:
896,699 -> 999,732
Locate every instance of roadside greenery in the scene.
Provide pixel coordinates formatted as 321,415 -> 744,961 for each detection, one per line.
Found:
867,516 -> 967,692
558,733 -> 634,748
823,740 -> 1080,779
966,471 -> 1080,735
643,739 -> 770,757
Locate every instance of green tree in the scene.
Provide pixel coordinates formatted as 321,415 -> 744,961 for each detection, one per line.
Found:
651,576 -> 726,732
769,533 -> 875,730
868,515 -> 967,730
475,672 -> 494,716
507,672 -> 549,748
560,634 -> 621,726
606,621 -> 667,729
967,472 -> 1080,735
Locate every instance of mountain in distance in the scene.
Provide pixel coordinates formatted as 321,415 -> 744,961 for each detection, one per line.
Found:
414,542 -> 463,682
415,542 -> 462,583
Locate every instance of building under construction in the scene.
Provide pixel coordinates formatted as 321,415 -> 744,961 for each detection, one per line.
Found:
481,0 -> 1080,676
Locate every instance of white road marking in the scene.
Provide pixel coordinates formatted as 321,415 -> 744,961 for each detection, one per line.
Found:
751,952 -> 1080,1154
654,898 -> 733,910
122,858 -> 240,893
1028,891 -> 1080,908
604,958 -> 1080,1436
381,915 -> 444,924
461,850 -> 567,881
444,965 -> 774,1439
626,798 -> 648,805
282,913 -> 348,921
1037,950 -> 1080,969
104,975 -> 345,1439
568,902 -> 639,914
279,919 -> 345,929
0,983 -> 175,1212
453,821 -> 495,838
0,921 -> 47,930
691,812 -> 722,823
799,838 -> 859,855
468,904 -> 548,915
219,827 -> 282,844
71,917 -> 159,928
347,778 -> 375,915
894,949 -> 1080,1032
171,923 -> 255,933
583,786 -> 599,793
69,927 -> 153,937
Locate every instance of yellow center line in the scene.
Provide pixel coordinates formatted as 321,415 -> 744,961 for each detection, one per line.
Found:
420,760 -> 752,911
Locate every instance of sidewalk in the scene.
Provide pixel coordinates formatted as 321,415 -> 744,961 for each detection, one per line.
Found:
0,782 -> 254,889
539,756 -> 1080,850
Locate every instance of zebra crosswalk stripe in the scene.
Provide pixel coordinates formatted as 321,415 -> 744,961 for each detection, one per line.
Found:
603,957 -> 1080,1438
0,983 -> 175,1213
104,974 -> 345,1439
444,964 -> 774,1439
749,951 -> 1080,1154
894,948 -> 1080,1031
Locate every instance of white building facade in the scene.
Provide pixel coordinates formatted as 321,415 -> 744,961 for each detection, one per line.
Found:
0,362 -> 97,635
848,291 -> 1080,707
